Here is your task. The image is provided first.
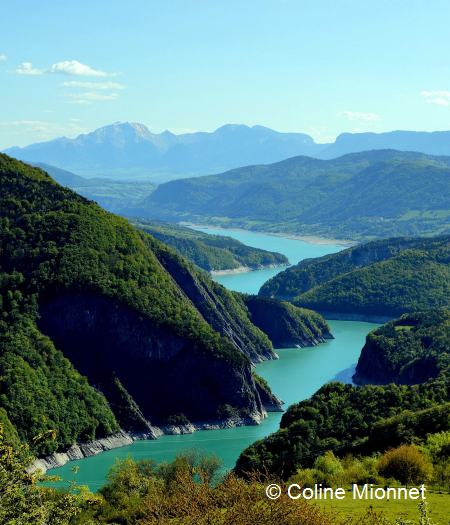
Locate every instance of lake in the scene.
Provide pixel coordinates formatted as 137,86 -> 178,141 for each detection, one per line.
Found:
50,228 -> 378,491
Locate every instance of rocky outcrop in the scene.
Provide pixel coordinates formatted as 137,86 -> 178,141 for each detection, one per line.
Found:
242,295 -> 333,348
355,340 -> 441,385
29,430 -> 142,473
254,378 -> 284,412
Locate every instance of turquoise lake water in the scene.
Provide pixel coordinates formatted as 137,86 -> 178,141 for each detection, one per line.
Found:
194,226 -> 343,294
50,228 -> 378,491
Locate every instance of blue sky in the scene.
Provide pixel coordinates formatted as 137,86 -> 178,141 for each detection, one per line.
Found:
1,0 -> 450,148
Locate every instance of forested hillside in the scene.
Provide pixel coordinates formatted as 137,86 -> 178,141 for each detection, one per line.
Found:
354,309 -> 450,384
241,295 -> 332,348
0,154 -> 284,455
143,150 -> 450,240
260,235 -> 450,319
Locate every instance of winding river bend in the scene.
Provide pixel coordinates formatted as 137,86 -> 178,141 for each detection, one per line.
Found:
51,228 -> 378,491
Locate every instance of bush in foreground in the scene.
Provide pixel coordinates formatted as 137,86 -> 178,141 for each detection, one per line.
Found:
377,445 -> 433,486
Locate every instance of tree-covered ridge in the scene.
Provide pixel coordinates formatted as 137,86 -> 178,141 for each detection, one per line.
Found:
260,236 -> 448,299
235,378 -> 449,479
240,295 -> 332,348
260,235 -> 450,318
143,150 -> 450,240
235,310 -> 450,479
146,239 -> 275,363
354,309 -> 450,384
0,154 -> 280,453
0,154 -> 230,354
132,220 -> 288,272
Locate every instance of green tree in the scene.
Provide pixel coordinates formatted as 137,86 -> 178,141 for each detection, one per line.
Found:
0,424 -> 93,525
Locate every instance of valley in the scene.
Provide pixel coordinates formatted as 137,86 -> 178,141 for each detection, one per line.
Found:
47,226 -> 378,490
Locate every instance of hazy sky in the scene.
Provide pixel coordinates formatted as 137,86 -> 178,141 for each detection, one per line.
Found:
1,0 -> 450,148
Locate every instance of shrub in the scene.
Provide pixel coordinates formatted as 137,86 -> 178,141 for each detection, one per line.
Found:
377,445 -> 432,485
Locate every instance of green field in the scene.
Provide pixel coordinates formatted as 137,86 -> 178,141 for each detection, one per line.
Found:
314,490 -> 450,524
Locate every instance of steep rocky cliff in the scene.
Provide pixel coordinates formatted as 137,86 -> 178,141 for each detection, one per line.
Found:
0,154 -> 281,455
152,245 -> 275,363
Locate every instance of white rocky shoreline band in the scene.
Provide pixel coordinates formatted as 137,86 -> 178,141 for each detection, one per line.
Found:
29,412 -> 267,474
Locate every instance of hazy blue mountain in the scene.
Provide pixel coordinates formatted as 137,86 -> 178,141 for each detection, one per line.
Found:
142,150 -> 450,240
318,130 -> 450,159
32,162 -> 154,214
32,162 -> 87,186
4,122 -> 323,181
7,124 -> 450,183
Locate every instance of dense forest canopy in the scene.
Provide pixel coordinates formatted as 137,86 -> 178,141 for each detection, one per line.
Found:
236,309 -> 450,479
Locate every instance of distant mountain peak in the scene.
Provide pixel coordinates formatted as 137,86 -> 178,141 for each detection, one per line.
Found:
214,123 -> 252,133
88,122 -> 154,143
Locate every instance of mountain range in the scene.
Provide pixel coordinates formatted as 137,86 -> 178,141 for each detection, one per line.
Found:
6,122 -> 450,181
4,122 -> 321,181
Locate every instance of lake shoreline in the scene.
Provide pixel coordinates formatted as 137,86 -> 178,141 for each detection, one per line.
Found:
31,412 -> 271,474
181,221 -> 356,247
321,311 -> 395,324
210,263 -> 288,276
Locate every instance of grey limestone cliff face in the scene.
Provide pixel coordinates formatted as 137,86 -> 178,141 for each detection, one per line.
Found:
30,431 -> 144,473
153,245 -> 277,362
38,291 -> 272,428
30,413 -> 270,474
254,380 -> 284,412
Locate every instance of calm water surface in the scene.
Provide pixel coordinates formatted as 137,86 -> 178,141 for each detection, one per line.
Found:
50,228 -> 377,491
194,226 -> 343,294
